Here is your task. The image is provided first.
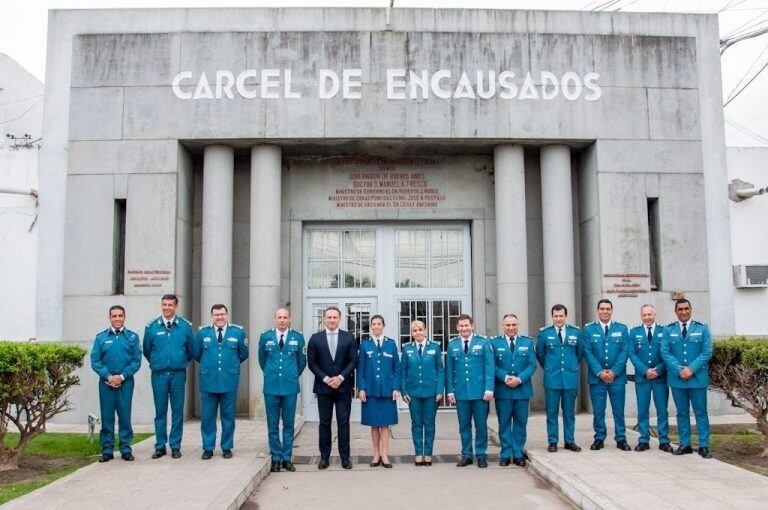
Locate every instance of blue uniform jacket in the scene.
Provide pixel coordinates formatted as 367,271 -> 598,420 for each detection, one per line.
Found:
193,324 -> 249,393
628,324 -> 667,384
661,321 -> 712,389
258,329 -> 307,396
400,341 -> 445,398
581,321 -> 630,385
489,335 -> 537,400
91,328 -> 142,381
536,325 -> 583,390
445,335 -> 494,400
357,337 -> 401,397
142,315 -> 193,372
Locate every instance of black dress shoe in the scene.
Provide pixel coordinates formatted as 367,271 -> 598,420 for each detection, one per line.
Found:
698,447 -> 713,459
282,461 -> 296,471
98,453 -> 114,463
547,443 -> 558,452
634,442 -> 650,452
616,440 -> 631,451
341,458 -> 353,469
121,452 -> 134,461
522,452 -> 530,461
477,457 -> 488,468
590,440 -> 604,451
564,442 -> 582,452
659,443 -> 674,453
152,449 -> 166,459
382,462 -> 393,468
370,459 -> 381,467
222,449 -> 233,459
673,445 -> 694,456
318,458 -> 329,470
499,457 -> 511,466
415,460 -> 424,466
270,461 -> 281,472
456,456 -> 473,467
512,457 -> 527,467
201,450 -> 213,460
171,449 -> 182,459
423,460 -> 432,466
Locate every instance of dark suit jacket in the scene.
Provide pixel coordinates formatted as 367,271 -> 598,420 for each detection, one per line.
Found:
307,330 -> 358,395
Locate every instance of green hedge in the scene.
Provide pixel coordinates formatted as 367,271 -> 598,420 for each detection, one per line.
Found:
713,337 -> 768,370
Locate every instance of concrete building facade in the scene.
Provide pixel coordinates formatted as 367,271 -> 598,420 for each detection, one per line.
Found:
35,7 -> 737,423
0,53 -> 42,342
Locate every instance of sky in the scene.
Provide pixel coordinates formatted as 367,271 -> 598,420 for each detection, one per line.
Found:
1,0 -> 768,146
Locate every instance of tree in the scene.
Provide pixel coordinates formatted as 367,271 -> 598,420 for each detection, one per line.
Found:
709,337 -> 768,457
0,342 -> 86,471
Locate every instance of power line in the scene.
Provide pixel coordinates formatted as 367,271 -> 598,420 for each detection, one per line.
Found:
724,56 -> 768,107
0,98 -> 42,125
725,116 -> 768,145
726,43 -> 768,102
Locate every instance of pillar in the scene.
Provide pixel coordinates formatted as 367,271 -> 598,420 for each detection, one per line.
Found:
494,145 -> 529,331
540,145 -> 576,322
248,145 -> 282,418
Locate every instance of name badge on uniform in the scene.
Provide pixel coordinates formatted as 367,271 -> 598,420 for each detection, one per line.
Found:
227,337 -> 238,343
592,333 -> 600,337
203,337 -> 211,343
472,345 -> 481,350
547,336 -> 555,340
266,340 -> 275,345
519,346 -> 529,352
383,352 -> 393,358
104,340 -> 113,344
157,331 -> 166,335
496,347 -> 506,352
289,340 -> 298,346
691,332 -> 702,337
568,335 -> 577,340
427,350 -> 436,355
670,333 -> 679,337
366,351 -> 373,357
611,332 -> 622,337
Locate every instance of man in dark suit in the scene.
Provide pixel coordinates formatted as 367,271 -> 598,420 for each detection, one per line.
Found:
307,306 -> 358,470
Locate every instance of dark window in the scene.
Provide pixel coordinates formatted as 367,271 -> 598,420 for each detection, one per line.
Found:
647,198 -> 661,290
113,199 -> 126,295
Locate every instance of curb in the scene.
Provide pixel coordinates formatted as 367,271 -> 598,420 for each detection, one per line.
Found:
230,415 -> 307,509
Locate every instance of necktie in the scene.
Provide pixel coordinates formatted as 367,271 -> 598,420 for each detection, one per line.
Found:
279,333 -> 284,350
115,329 -> 121,336
418,343 -> 423,357
509,337 -> 515,351
166,321 -> 172,331
217,327 -> 223,343
376,339 -> 381,351
647,327 -> 653,343
557,328 -> 563,343
604,324 -> 609,336
681,323 -> 687,339
463,339 -> 469,354
329,333 -> 336,360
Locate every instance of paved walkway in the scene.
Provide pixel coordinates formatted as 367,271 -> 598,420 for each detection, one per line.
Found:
497,413 -> 768,510
2,418 -> 298,510
247,413 -> 573,509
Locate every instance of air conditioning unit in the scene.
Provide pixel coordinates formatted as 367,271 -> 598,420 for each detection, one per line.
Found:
733,265 -> 768,288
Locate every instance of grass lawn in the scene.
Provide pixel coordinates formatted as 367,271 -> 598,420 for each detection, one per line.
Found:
0,432 -> 153,504
670,423 -> 768,477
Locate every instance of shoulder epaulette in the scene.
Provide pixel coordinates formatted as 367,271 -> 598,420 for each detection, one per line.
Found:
539,326 -> 547,331
614,321 -> 626,327
99,328 -> 110,336
261,329 -> 270,334
585,321 -> 594,326
145,319 -> 155,328
230,324 -> 244,330
178,316 -> 192,326
199,325 -> 207,330
692,320 -> 707,326
667,321 -> 677,328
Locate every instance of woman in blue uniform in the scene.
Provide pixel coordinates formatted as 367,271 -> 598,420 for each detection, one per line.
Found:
401,320 -> 445,466
358,315 -> 400,468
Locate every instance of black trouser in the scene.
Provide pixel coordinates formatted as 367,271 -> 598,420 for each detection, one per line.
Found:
317,391 -> 352,460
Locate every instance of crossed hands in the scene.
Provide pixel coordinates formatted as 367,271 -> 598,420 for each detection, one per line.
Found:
598,370 -> 616,384
325,376 -> 343,389
504,375 -> 521,388
106,375 -> 123,388
679,367 -> 694,380
645,368 -> 659,380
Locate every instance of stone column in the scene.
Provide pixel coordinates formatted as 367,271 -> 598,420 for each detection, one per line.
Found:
494,145 -> 529,331
200,145 -> 234,321
248,145 -> 282,418
540,145 -> 576,321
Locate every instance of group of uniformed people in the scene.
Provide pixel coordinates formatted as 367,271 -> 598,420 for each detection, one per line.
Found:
91,294 -> 713,468
90,295 -> 248,462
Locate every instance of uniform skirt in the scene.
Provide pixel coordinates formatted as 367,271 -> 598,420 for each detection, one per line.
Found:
361,396 -> 398,427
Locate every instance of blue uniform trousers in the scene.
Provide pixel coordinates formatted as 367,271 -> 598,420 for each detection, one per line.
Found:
495,398 -> 530,460
151,370 -> 186,450
264,393 -> 298,461
589,383 -> 627,442
671,387 -> 710,447
201,390 -> 237,451
545,388 -> 577,444
456,399 -> 489,458
98,379 -> 134,455
408,397 -> 438,456
635,382 -> 670,444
